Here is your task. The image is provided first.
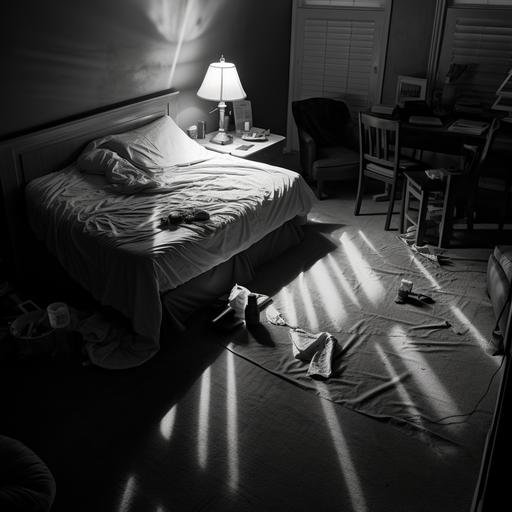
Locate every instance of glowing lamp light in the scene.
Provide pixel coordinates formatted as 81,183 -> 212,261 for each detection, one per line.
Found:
197,55 -> 246,145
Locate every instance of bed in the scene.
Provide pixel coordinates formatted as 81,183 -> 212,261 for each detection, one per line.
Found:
0,90 -> 315,368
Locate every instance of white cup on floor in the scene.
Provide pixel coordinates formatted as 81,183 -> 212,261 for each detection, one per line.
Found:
47,302 -> 70,329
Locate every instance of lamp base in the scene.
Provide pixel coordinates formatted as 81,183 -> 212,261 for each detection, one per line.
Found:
210,131 -> 233,145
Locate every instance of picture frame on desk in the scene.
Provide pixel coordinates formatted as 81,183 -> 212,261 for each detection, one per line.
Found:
396,76 -> 427,107
232,99 -> 253,134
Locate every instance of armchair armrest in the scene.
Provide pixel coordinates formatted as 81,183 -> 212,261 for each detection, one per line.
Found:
297,129 -> 317,179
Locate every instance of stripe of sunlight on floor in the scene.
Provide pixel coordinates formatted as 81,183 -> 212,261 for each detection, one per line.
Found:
314,382 -> 369,512
198,366 -> 211,469
388,325 -> 465,423
159,404 -> 177,441
324,253 -> 362,308
357,230 -> 381,256
275,285 -> 299,328
409,252 -> 442,291
226,350 -> 239,492
307,258 -> 347,330
118,474 -> 137,512
339,232 -> 385,306
449,304 -> 500,365
296,271 -> 320,331
407,249 -> 498,365
374,343 -> 424,430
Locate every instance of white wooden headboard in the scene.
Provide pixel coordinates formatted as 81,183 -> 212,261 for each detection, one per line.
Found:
0,89 -> 179,279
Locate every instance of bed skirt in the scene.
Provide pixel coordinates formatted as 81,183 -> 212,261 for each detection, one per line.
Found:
161,217 -> 305,330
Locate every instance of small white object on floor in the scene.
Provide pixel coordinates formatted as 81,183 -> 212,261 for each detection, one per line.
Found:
290,329 -> 337,379
291,330 -> 329,361
308,334 -> 336,379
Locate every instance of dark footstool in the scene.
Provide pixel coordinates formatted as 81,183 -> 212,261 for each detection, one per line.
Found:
0,436 -> 56,512
487,245 -> 512,354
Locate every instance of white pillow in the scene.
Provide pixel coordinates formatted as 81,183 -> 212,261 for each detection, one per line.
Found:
79,115 -> 212,173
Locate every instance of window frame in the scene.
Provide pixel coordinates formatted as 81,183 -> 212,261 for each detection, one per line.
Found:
428,0 -> 512,98
286,0 -> 392,150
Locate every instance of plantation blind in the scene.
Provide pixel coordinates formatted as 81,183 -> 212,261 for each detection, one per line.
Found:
301,0 -> 385,6
437,5 -> 512,108
287,1 -> 389,150
299,17 -> 378,113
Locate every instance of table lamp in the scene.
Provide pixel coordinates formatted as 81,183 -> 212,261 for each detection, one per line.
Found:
197,55 -> 246,145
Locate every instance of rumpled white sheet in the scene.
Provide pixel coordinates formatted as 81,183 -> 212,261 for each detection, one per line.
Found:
25,153 -> 315,368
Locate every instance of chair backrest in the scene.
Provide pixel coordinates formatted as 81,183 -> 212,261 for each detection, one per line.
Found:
291,97 -> 357,149
358,112 -> 401,172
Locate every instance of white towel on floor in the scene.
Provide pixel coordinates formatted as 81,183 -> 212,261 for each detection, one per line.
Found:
290,329 -> 336,379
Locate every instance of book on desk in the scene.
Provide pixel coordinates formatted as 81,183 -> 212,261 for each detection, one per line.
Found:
447,119 -> 489,135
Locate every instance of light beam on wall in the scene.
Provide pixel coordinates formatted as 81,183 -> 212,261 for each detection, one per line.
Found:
168,0 -> 195,88
315,383 -> 369,512
198,367 -> 211,469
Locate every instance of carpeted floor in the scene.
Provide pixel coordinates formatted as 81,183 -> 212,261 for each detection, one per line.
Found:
1,182 -> 505,512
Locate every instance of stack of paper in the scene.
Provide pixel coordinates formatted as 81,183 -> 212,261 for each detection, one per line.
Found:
409,115 -> 443,126
447,119 -> 489,135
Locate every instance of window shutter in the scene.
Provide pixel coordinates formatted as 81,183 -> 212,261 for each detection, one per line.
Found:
298,17 -> 378,113
451,1 -> 512,6
302,0 -> 384,7
438,8 -> 512,108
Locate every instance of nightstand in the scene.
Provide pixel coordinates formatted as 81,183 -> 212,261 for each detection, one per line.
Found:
196,131 -> 286,164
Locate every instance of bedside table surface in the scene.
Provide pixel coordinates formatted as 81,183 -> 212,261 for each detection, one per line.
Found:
196,131 -> 285,159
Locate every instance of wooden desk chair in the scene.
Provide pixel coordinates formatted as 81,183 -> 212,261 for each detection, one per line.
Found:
400,144 -> 479,248
355,112 -> 424,230
400,170 -> 456,247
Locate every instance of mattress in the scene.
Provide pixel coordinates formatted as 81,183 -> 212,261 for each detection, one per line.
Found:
25,153 -> 315,366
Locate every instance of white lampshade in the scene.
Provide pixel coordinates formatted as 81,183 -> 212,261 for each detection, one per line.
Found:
197,56 -> 246,102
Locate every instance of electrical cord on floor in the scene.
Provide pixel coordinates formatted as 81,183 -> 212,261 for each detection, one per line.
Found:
406,355 -> 506,426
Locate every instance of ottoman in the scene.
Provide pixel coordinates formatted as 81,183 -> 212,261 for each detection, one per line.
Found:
0,436 -> 56,512
487,245 -> 512,354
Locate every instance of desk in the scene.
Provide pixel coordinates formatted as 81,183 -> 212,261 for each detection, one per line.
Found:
401,119 -> 487,155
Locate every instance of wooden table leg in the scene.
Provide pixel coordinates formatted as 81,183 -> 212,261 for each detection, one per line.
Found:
438,174 -> 456,248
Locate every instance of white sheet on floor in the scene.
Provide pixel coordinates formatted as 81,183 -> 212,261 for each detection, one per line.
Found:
25,153 -> 315,368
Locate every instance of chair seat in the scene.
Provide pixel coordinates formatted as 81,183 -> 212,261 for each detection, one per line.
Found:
479,175 -> 510,192
312,146 -> 359,181
402,170 -> 446,192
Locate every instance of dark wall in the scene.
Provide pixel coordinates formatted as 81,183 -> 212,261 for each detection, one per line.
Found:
382,0 -> 436,103
0,0 -> 292,140
1,1 -> 437,141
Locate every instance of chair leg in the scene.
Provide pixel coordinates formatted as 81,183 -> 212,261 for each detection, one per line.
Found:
415,191 -> 429,246
316,179 -> 325,199
354,171 -> 365,216
384,181 -> 397,231
399,179 -> 407,234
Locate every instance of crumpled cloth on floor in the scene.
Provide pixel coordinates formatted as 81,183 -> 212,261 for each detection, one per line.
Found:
290,329 -> 336,379
266,304 -> 337,379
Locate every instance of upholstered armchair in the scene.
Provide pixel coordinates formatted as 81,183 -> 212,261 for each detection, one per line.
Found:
292,97 -> 360,198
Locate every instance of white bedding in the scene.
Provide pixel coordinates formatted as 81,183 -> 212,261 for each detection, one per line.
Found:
25,153 -> 315,367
